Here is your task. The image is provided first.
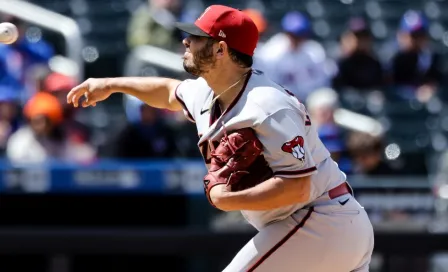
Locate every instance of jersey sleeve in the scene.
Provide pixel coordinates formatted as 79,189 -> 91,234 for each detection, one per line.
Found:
174,78 -> 207,123
256,109 -> 317,178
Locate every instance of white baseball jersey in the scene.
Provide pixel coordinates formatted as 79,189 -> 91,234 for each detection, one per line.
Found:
175,69 -> 346,230
254,35 -> 335,101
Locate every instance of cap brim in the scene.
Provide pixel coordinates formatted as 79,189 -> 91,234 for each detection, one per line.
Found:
175,22 -> 210,37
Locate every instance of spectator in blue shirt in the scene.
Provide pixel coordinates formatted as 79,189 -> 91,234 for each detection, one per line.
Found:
0,16 -> 55,103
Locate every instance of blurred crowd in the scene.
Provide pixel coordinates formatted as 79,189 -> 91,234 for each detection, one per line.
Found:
0,0 -> 445,179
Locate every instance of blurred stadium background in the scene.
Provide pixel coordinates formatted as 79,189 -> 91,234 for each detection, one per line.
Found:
1,0 -> 448,271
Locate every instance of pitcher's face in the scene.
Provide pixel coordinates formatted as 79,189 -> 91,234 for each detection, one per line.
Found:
182,35 -> 217,76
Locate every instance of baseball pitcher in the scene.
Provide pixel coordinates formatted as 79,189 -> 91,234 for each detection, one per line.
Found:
67,5 -> 374,272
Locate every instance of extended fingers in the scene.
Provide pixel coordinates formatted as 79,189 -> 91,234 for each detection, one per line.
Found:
66,86 -> 78,104
67,84 -> 87,107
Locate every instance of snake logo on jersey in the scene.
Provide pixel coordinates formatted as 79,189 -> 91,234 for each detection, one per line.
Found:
281,136 -> 306,166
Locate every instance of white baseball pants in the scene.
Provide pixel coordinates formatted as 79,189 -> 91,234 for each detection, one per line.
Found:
223,194 -> 374,272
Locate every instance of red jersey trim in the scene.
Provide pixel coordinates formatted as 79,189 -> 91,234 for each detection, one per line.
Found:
274,166 -> 317,177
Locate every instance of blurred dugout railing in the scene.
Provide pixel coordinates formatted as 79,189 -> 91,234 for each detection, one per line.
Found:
0,160 -> 441,231
0,0 -> 84,81
0,165 -> 445,272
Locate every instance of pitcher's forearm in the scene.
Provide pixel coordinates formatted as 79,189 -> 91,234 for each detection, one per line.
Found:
106,77 -> 183,111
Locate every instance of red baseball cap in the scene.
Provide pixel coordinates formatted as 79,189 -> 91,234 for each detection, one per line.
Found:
175,5 -> 259,56
44,72 -> 77,92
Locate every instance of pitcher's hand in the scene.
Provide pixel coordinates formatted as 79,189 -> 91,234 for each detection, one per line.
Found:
67,78 -> 113,108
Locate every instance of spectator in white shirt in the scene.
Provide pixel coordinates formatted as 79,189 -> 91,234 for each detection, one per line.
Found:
255,11 -> 335,101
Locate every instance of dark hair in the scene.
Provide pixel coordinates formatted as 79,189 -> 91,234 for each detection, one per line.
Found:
228,48 -> 253,68
204,37 -> 253,68
346,131 -> 383,156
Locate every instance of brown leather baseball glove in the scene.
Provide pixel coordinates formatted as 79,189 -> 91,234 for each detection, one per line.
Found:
203,128 -> 273,206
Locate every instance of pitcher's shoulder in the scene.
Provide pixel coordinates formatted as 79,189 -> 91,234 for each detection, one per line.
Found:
179,77 -> 210,92
177,76 -> 212,101
246,71 -> 297,116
